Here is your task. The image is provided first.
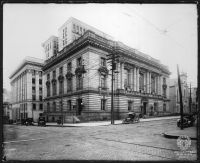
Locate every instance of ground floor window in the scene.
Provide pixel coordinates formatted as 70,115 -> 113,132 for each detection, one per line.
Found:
128,101 -> 133,111
163,103 -> 166,112
101,99 -> 106,110
68,100 -> 72,110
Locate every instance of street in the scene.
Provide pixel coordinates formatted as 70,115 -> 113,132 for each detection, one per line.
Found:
3,118 -> 197,160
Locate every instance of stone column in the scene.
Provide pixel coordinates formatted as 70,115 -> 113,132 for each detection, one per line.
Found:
130,68 -> 133,89
159,75 -> 162,95
121,63 -> 125,89
149,72 -> 151,93
137,67 -> 140,92
134,67 -> 137,91
146,72 -> 149,93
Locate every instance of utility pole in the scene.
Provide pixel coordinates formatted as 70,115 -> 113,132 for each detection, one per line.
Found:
177,65 -> 184,130
189,83 -> 192,113
106,42 -> 119,125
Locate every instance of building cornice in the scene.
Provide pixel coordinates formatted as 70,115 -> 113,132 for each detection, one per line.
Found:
9,60 -> 44,79
43,30 -> 170,75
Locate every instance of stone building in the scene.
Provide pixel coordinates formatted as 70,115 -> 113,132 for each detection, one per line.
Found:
9,57 -> 44,122
169,72 -> 189,114
42,18 -> 170,122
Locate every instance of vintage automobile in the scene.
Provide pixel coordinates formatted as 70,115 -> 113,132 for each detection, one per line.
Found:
122,112 -> 140,124
177,113 -> 196,128
38,117 -> 46,127
21,118 -> 34,126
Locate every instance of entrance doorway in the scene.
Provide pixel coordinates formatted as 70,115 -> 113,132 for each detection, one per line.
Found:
77,98 -> 83,115
142,102 -> 147,115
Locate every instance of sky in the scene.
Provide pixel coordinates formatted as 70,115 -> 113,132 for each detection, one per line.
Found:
3,3 -> 198,91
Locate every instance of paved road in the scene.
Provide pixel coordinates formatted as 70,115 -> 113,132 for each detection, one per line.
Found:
3,119 -> 197,160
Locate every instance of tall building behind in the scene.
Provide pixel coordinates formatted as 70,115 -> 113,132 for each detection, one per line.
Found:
9,57 -> 44,122
57,17 -> 113,52
42,36 -> 58,60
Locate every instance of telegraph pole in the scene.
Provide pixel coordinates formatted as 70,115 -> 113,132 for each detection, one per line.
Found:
107,42 -> 119,125
189,83 -> 192,113
177,65 -> 184,130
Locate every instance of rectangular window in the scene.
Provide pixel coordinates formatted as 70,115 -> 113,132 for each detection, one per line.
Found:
151,76 -> 155,93
67,62 -> 72,72
59,67 -> 63,75
76,76 -> 83,90
163,103 -> 166,112
77,26 -> 79,33
128,101 -> 132,111
39,71 -> 42,77
39,95 -> 43,101
32,87 -> 36,94
101,58 -> 106,67
47,74 -> 50,80
32,78 -> 35,84
47,85 -> 50,97
52,82 -> 57,96
39,79 -> 42,85
32,95 -> 36,101
68,100 -> 71,110
80,27 -> 82,34
73,24 -> 76,31
101,99 -> 106,110
101,75 -> 106,88
39,87 -> 42,94
32,70 -> 36,76
39,104 -> 43,110
67,79 -> 72,92
47,102 -> 50,112
139,73 -> 144,91
32,103 -> 36,110
77,57 -> 82,67
53,70 -> 56,79
59,81 -> 64,94
53,102 -> 56,112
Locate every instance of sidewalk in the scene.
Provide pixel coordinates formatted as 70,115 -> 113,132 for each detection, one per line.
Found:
163,126 -> 197,140
45,116 -> 180,127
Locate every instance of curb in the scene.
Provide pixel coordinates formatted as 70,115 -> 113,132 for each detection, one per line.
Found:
162,133 -> 197,140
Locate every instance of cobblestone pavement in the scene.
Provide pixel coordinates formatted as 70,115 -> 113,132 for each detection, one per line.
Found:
3,119 -> 197,160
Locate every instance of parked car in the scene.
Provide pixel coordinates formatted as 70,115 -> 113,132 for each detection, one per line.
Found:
177,113 -> 196,128
122,112 -> 140,124
38,117 -> 46,127
21,118 -> 34,126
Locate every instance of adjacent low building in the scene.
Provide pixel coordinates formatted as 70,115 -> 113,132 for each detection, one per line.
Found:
9,57 -> 44,122
42,17 -> 171,122
169,72 -> 189,114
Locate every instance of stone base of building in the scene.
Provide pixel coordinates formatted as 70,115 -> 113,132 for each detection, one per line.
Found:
44,110 -> 172,123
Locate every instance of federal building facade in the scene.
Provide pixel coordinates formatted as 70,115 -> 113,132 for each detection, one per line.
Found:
42,17 -> 171,122
9,57 -> 44,122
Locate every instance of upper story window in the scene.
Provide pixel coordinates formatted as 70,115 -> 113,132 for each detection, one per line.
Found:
32,78 -> 35,84
124,69 -> 131,87
47,73 -> 50,80
67,62 -> 72,72
53,70 -> 56,79
77,57 -> 82,67
32,70 -> 36,76
39,71 -> 42,77
73,24 -> 76,31
163,78 -> 166,84
139,72 -> 144,91
151,76 -> 155,93
59,67 -> 63,75
101,75 -> 106,88
76,26 -> 79,33
65,27 -> 67,36
101,57 -> 106,67
80,27 -> 82,34
39,79 -> 42,85
63,29 -> 65,39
